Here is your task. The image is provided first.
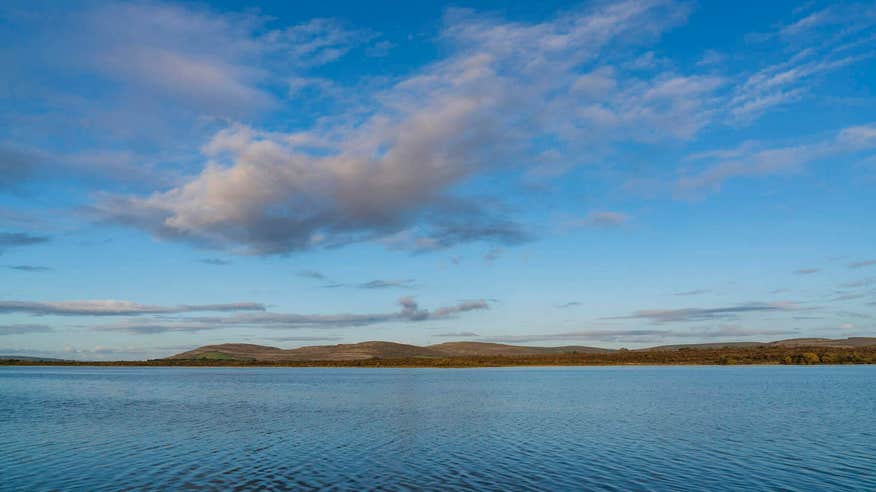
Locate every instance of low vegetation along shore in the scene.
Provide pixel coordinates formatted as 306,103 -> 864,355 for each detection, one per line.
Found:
2,338 -> 875,367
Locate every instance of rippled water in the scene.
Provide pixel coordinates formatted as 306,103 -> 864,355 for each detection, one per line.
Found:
1,366 -> 874,491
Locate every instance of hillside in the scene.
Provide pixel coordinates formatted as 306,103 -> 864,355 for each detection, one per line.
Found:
169,340 -> 611,361
429,342 -> 613,356
169,341 -> 445,361
167,337 -> 876,362
647,337 -> 876,351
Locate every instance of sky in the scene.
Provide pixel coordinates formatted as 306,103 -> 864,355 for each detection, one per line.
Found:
1,0 -> 875,360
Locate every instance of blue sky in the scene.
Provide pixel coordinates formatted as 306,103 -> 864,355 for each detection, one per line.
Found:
1,0 -> 875,360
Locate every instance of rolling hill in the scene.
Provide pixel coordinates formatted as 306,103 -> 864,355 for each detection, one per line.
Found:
168,341 -> 613,361
167,338 -> 876,362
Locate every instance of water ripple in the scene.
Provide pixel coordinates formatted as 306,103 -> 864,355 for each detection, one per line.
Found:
1,366 -> 875,491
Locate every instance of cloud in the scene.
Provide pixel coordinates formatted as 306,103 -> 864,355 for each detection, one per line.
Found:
431,299 -> 489,318
5,265 -> 52,272
795,268 -> 820,275
266,336 -> 343,342
481,325 -> 797,344
0,146 -> 41,190
0,344 -> 200,361
610,302 -> 797,323
482,330 -> 670,343
677,123 -> 876,193
77,5 -> 367,119
0,300 -> 265,316
829,291 -> 872,302
0,324 -> 53,335
849,259 -> 876,269
264,336 -> 343,342
0,232 -> 50,251
94,1 -> 707,255
779,4 -> 876,39
669,325 -> 797,338
301,274 -> 415,289
557,302 -> 582,308
780,8 -> 833,38
434,331 -> 480,338
78,2 -> 279,116
731,5 -> 876,121
356,279 -> 414,289
840,278 -> 874,288
0,1 -> 378,195
565,211 -> 631,228
483,247 -> 503,262
200,258 -> 231,265
673,289 -> 709,296
297,270 -> 327,280
262,17 -> 373,68
93,297 -> 489,334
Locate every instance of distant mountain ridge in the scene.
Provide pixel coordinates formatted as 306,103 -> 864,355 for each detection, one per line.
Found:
167,338 -> 876,362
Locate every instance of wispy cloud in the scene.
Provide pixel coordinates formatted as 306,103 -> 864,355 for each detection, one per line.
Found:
564,211 -> 631,228
5,265 -> 52,272
481,325 -> 797,344
0,300 -> 265,316
731,3 -> 876,121
557,301 -> 582,309
849,259 -> 876,269
200,258 -> 231,266
263,336 -> 343,343
0,232 -> 50,251
609,302 -> 798,323
355,279 -> 415,289
840,278 -> 874,288
795,268 -> 820,275
677,123 -> 876,193
303,274 -> 416,289
0,324 -> 54,335
673,289 -> 709,296
483,247 -> 503,262
482,330 -> 669,343
92,297 -> 489,334
0,146 -> 42,190
434,331 -> 480,338
297,269 -> 327,280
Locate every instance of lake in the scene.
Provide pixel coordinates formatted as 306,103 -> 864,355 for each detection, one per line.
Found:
1,366 -> 874,491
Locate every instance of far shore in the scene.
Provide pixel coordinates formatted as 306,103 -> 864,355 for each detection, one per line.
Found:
3,344 -> 874,368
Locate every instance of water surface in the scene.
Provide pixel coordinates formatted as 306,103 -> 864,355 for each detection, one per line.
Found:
1,366 -> 874,491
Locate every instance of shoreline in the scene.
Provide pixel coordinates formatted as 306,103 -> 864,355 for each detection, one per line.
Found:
3,346 -> 874,368
5,343 -> 876,368
2,362 -> 874,369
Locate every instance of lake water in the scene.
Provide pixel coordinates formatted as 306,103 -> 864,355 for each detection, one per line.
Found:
1,366 -> 874,491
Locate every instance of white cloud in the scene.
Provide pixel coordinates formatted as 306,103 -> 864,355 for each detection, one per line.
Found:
0,300 -> 264,316
677,123 -> 876,193
98,1 -> 712,254
565,211 -> 630,228
92,297 -> 489,334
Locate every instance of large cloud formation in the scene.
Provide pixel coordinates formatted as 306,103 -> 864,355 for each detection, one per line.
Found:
96,0 -> 710,255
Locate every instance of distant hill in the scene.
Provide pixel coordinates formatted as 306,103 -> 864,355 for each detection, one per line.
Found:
169,341 -> 613,361
168,338 -> 876,362
646,337 -> 876,351
169,342 -> 443,362
429,342 -> 612,356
